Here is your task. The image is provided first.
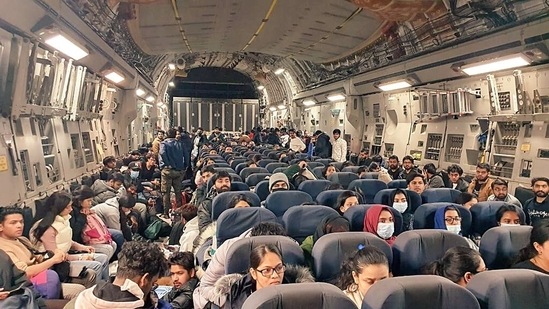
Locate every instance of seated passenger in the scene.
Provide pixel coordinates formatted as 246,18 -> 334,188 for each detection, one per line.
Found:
0,249 -> 45,308
434,205 -> 478,250
495,204 -> 524,226
228,194 -> 253,208
139,153 -> 158,182
368,162 -> 392,183
191,165 -> 215,206
197,171 -> 232,233
215,244 -> 314,308
91,172 -> 125,205
512,219 -> 549,274
424,163 -> 445,188
454,192 -> 478,210
178,204 -> 199,252
162,252 -> 198,309
99,156 -> 117,181
335,191 -> 361,214
363,205 -> 396,245
406,172 -> 426,195
268,173 -> 290,194
357,166 -> 368,178
487,178 -> 522,208
426,246 -> 486,287
92,194 -> 136,242
447,164 -> 469,192
68,242 -> 169,309
390,189 -> 414,231
336,245 -> 390,308
323,164 -> 338,179
300,214 -> 350,267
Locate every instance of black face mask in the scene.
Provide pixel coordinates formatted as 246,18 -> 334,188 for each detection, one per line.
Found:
271,187 -> 288,193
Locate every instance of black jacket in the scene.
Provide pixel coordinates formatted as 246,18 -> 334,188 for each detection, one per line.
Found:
162,277 -> 198,309
314,133 -> 332,158
0,250 -> 45,308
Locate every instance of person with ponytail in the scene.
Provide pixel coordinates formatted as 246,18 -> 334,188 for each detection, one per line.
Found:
335,245 -> 390,308
512,219 -> 549,274
425,246 -> 486,287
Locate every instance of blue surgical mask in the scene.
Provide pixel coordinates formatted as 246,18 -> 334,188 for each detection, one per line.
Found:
393,202 -> 408,213
377,223 -> 394,239
447,224 -> 461,235
130,170 -> 139,180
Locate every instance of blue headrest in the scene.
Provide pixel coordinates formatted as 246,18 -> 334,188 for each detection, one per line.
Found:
342,204 -> 403,235
235,162 -> 248,175
312,166 -> 326,179
245,173 -> 271,187
470,201 -> 526,236
316,190 -> 347,209
282,205 -> 339,243
254,180 -> 270,201
315,159 -> 333,166
230,158 -> 247,170
265,162 -> 288,173
211,191 -> 261,220
298,180 -> 332,200
327,172 -> 359,189
216,208 -> 277,246
374,189 -> 422,213
258,159 -> 277,168
413,203 -> 473,236
306,162 -> 324,169
421,188 -> 461,203
348,179 -> 388,203
388,179 -> 407,189
265,191 -> 313,217
341,166 -> 360,173
479,226 -> 532,270
240,167 -> 269,180
231,182 -> 250,192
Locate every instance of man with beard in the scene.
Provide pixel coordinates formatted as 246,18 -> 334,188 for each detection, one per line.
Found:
399,155 -> 417,180
487,178 -> 522,208
525,177 -> 549,225
356,148 -> 372,167
467,163 -> 494,202
387,155 -> 403,180
197,171 -> 231,233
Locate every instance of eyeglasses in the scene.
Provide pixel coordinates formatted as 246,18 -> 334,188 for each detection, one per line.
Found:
255,264 -> 285,277
445,217 -> 462,224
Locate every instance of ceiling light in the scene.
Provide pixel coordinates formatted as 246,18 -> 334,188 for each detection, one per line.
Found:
106,87 -> 117,93
278,104 -> 286,110
376,80 -> 412,92
269,107 -> 277,111
257,85 -> 265,90
136,89 -> 145,97
327,93 -> 345,102
168,63 -> 176,70
303,99 -> 316,106
274,68 -> 285,75
146,96 -> 155,103
168,82 -> 175,87
460,54 -> 531,76
44,34 -> 88,60
104,71 -> 125,84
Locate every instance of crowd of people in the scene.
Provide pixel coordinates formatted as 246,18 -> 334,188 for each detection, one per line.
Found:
0,125 -> 548,309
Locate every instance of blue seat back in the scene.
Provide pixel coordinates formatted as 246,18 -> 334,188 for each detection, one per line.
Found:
348,179 -> 388,203
258,159 -> 277,168
388,179 -> 407,189
342,166 -> 360,173
265,162 -> 288,173
312,166 -> 325,179
265,191 -> 313,217
216,208 -> 277,246
240,167 -> 269,181
470,201 -> 526,236
373,189 -> 422,214
215,167 -> 235,174
211,191 -> 261,220
235,162 -> 248,175
316,190 -> 347,209
413,202 -> 473,236
282,205 -> 339,243
315,158 -> 333,166
254,180 -> 270,201
306,162 -> 324,169
298,180 -> 331,200
245,173 -> 271,187
230,158 -> 247,170
479,226 -> 532,270
213,163 -> 230,168
327,172 -> 359,189
230,182 -> 250,192
421,188 -> 461,203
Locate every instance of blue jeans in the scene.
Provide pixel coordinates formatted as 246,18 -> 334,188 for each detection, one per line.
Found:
109,228 -> 125,261
69,252 -> 109,282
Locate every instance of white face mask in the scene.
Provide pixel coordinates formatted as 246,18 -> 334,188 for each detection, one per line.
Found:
377,223 -> 395,239
393,202 -> 408,213
124,210 -> 131,215
500,223 -> 520,227
130,170 -> 139,180
447,224 -> 461,235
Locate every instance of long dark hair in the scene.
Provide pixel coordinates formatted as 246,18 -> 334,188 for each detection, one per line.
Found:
517,219 -> 549,262
335,245 -> 388,290
249,244 -> 283,274
425,246 -> 482,283
228,194 -> 253,209
33,191 -> 72,241
335,190 -> 362,213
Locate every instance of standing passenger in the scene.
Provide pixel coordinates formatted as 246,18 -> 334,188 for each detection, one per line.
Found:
331,129 -> 347,162
524,177 -> 549,226
159,128 -> 185,217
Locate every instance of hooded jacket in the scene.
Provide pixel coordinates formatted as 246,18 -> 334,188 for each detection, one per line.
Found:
389,190 -> 414,231
197,187 -> 221,233
314,133 -> 332,159
434,206 -> 478,250
162,277 -> 198,309
363,205 -> 396,246
212,265 -> 314,309
92,197 -> 122,231
159,138 -> 185,171
91,180 -> 118,205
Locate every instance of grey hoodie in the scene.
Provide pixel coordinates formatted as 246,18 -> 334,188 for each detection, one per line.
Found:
91,180 -> 118,205
92,197 -> 121,230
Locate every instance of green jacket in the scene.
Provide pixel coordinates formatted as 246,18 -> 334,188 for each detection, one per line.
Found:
300,235 -> 314,269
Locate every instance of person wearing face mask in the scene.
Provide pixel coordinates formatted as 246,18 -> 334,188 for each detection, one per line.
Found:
363,206 -> 396,245
495,204 -> 524,227
301,214 -> 350,268
268,173 -> 290,194
434,206 -> 478,250
335,191 -> 362,215
389,189 -> 413,231
426,246 -> 486,287
336,245 -> 390,308
512,219 -> 549,275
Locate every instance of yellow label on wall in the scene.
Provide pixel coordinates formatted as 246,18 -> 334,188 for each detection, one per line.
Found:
0,156 -> 8,172
520,143 -> 531,152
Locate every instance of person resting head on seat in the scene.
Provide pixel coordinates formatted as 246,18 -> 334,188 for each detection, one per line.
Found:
368,162 -> 392,183
335,191 -> 361,214
228,194 -> 253,209
301,214 -> 350,267
357,166 -> 368,179
512,219 -> 549,275
323,164 -> 337,179
495,204 -> 524,226
425,246 -> 486,287
406,172 -> 426,195
390,188 -> 414,231
454,192 -> 478,210
336,245 -> 390,308
215,244 -> 314,309
162,251 -> 198,309
363,205 -> 396,245
69,241 -> 169,309
269,173 -> 289,193
434,205 -> 478,250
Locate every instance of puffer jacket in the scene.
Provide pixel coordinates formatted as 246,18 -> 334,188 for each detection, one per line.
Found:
162,277 -> 199,309
91,179 -> 118,205
212,265 -> 314,309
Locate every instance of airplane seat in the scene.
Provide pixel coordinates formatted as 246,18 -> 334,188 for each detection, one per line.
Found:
466,269 -> 549,309
514,186 -> 535,207
479,225 -> 532,270
282,205 -> 339,243
213,163 -> 231,168
228,173 -> 242,182
272,167 -> 287,174
216,208 -> 277,247
214,167 -> 235,175
211,191 -> 261,221
298,180 -> 332,200
413,203 -> 473,236
212,158 -> 226,164
254,180 -> 270,201
230,158 -> 247,170
265,190 -> 313,218
206,173 -> 243,192
265,162 -> 288,173
470,201 -> 526,236
348,179 -> 388,203
327,172 -> 359,189
225,236 -> 305,274
316,190 -> 347,209
342,166 -> 360,173
258,159 -> 277,168
311,232 -> 393,282
362,275 -> 480,309
343,205 -> 403,236
421,188 -> 461,204
387,179 -> 407,189
295,153 -> 309,160
240,167 -> 269,181
230,182 -> 250,192
235,162 -> 248,175
331,162 -> 345,171
374,189 -> 422,214
312,166 -> 326,179
392,230 -> 470,276
314,158 -> 333,166
242,283 -> 356,309
245,173 -> 271,187
361,172 -> 379,179
306,162 -> 324,169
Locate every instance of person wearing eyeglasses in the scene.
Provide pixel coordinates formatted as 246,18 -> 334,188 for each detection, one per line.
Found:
425,246 -> 486,287
434,205 -> 478,250
213,244 -> 314,309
